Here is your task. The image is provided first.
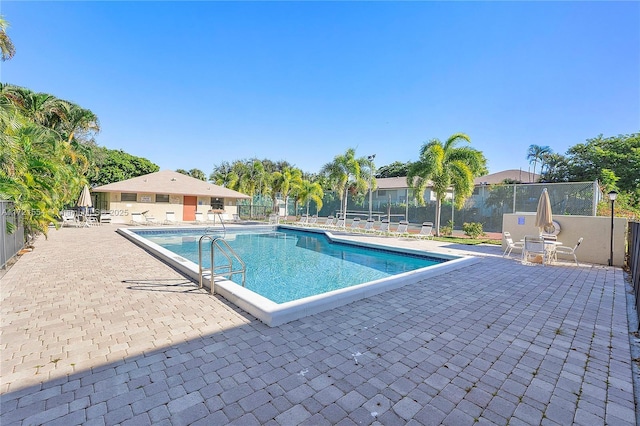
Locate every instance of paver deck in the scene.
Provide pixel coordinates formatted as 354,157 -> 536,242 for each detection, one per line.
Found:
1,224 -> 637,425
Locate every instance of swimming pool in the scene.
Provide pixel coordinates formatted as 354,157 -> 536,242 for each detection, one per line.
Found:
118,225 -> 478,326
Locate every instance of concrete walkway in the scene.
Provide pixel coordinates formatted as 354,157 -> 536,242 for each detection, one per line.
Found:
1,224 -> 636,425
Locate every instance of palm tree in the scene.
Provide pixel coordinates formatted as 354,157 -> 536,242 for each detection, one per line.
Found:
527,145 -> 552,181
320,148 -> 369,228
0,16 -> 16,62
270,167 -> 303,215
296,179 -> 324,217
407,133 -> 486,236
210,161 -> 239,188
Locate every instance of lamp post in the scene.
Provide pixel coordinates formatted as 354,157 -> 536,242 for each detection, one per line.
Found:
608,190 -> 618,266
367,154 -> 376,221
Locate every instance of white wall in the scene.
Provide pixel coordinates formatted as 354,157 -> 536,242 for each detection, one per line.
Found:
502,213 -> 627,266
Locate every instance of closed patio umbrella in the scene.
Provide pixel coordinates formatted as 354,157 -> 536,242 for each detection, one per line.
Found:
535,188 -> 553,235
76,185 -> 92,217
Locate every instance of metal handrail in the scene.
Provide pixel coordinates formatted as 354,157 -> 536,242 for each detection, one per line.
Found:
198,234 -> 246,295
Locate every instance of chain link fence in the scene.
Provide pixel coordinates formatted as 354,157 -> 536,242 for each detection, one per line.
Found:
1,201 -> 26,269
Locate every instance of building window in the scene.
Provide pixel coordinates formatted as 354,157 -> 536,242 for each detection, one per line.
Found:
210,198 -> 224,210
121,193 -> 137,202
156,194 -> 169,203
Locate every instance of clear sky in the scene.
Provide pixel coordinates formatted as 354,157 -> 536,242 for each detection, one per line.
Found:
2,1 -> 639,178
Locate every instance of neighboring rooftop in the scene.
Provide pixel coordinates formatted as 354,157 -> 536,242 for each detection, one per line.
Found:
92,169 -> 251,199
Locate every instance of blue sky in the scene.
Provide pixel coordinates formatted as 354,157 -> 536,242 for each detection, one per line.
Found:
2,1 -> 639,177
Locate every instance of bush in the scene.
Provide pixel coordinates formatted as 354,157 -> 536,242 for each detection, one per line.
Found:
462,222 -> 484,239
439,220 -> 454,236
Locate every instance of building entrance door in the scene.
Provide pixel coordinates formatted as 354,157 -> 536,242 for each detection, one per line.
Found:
183,196 -> 197,221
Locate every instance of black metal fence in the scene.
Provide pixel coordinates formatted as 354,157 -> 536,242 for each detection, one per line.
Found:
628,221 -> 640,327
1,200 -> 26,269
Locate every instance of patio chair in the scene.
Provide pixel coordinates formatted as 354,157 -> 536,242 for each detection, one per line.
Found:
194,212 -> 205,224
320,216 -> 336,228
130,212 -> 147,225
307,215 -> 318,226
61,210 -> 79,227
335,215 -> 346,228
163,211 -> 177,225
376,219 -> 391,235
206,212 -> 218,224
392,220 -> 410,237
296,215 -> 308,226
523,235 -> 547,265
349,217 -> 362,232
362,219 -> 376,233
553,237 -> 583,266
99,210 -> 111,224
503,231 -> 524,258
415,222 -> 434,240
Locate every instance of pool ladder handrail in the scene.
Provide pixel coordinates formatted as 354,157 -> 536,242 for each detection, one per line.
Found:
198,234 -> 246,295
204,212 -> 227,236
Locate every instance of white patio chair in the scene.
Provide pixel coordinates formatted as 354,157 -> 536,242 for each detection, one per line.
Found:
503,231 -> 524,258
61,210 -> 79,227
376,219 -> 391,235
362,219 -> 376,233
392,220 -> 410,237
194,212 -> 205,224
522,235 -> 547,265
163,211 -> 177,225
349,217 -> 362,232
554,237 -> 583,266
414,222 -> 434,240
99,210 -> 112,224
307,215 -> 318,226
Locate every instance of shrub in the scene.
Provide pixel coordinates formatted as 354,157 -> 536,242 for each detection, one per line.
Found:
462,222 -> 484,239
439,220 -> 454,236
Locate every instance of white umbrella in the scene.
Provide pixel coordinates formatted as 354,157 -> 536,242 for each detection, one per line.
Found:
77,185 -> 92,213
535,188 -> 553,235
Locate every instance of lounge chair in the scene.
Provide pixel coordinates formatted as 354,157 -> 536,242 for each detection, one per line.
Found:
268,214 -> 279,225
414,222 -> 434,239
522,235 -> 547,265
320,216 -> 336,228
392,220 -> 410,237
335,215 -> 346,228
553,237 -> 583,266
163,211 -> 177,225
349,217 -> 362,232
307,215 -> 318,227
362,219 -> 375,233
503,231 -> 523,258
130,212 -> 147,226
99,210 -> 111,224
376,219 -> 391,235
61,210 -> 79,227
206,212 -> 218,224
194,212 -> 205,224
296,215 -> 308,226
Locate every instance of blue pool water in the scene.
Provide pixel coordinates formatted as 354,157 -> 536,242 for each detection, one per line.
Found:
134,227 -> 446,304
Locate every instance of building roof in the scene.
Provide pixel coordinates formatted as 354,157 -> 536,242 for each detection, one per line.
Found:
91,170 -> 251,199
473,169 -> 540,185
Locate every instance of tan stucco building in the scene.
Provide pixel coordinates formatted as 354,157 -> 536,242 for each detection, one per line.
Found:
91,170 -> 250,224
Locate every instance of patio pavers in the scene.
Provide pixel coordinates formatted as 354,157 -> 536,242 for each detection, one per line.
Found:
0,224 -> 636,425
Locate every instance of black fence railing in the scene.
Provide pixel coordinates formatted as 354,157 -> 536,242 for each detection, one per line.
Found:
628,221 -> 640,328
1,200 -> 26,269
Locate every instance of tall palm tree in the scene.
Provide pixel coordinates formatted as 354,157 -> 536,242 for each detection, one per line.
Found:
527,144 -> 552,182
407,133 -> 486,236
270,167 -> 303,215
320,148 -> 369,228
0,16 -> 16,61
296,179 -> 324,217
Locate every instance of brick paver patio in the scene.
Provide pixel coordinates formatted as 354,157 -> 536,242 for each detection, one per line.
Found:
1,224 -> 636,425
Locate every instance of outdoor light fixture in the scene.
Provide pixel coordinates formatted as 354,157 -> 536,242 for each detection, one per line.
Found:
368,154 -> 376,221
608,190 -> 618,266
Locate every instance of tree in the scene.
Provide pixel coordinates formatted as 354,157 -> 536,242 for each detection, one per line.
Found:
0,16 -> 15,61
210,161 -> 239,188
320,148 -> 370,228
376,161 -> 411,178
88,148 -> 159,187
526,145 -> 552,181
270,167 -> 303,215
407,133 -> 487,236
296,179 -> 324,217
565,133 -> 640,201
176,168 -> 206,181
